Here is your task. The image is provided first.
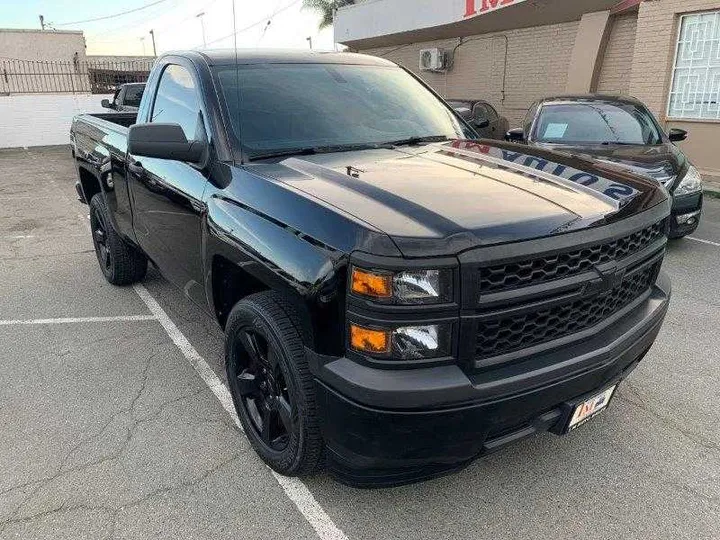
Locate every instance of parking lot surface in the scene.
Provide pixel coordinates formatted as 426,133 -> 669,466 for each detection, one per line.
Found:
1,146 -> 719,540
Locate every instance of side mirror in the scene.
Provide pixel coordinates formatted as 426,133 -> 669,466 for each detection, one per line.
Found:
669,128 -> 687,142
474,119 -> 490,129
128,123 -> 205,163
506,128 -> 525,143
101,98 -> 112,109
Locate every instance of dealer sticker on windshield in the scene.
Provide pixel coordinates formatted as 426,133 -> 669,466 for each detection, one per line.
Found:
567,385 -> 617,431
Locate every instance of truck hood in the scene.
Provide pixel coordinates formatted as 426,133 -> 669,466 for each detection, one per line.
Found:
248,140 -> 666,257
535,142 -> 687,189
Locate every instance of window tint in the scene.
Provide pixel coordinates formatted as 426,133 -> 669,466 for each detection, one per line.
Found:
216,64 -> 470,157
532,102 -> 663,145
473,103 -> 490,121
485,104 -> 499,121
124,85 -> 144,108
151,65 -> 202,141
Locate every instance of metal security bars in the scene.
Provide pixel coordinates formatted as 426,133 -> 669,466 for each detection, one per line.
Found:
667,11 -> 720,120
0,59 -> 154,95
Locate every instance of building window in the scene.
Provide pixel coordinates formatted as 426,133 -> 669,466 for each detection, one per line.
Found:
667,11 -> 720,120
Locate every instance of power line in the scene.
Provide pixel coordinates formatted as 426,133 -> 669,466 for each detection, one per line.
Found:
54,0 -> 171,27
197,0 -> 301,48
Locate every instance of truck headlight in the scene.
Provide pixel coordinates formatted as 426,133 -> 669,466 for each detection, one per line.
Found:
350,323 -> 452,359
351,267 -> 453,304
674,165 -> 703,196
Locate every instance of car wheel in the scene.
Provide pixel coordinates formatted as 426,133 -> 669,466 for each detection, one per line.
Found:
89,193 -> 147,285
225,291 -> 323,476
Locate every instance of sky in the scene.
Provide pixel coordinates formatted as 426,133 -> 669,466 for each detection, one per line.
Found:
0,0 -> 336,56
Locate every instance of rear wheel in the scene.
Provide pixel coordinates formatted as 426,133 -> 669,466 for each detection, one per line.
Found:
225,292 -> 323,476
89,193 -> 147,285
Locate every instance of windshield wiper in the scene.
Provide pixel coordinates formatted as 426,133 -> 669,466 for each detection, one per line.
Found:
248,142 -> 394,161
599,141 -> 641,146
383,135 -> 451,147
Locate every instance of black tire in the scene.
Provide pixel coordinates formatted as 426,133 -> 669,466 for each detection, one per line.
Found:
225,291 -> 323,476
89,193 -> 147,285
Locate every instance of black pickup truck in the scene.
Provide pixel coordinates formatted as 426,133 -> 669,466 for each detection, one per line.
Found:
71,50 -> 671,487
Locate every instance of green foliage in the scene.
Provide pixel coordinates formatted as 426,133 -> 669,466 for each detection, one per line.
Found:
302,0 -> 356,29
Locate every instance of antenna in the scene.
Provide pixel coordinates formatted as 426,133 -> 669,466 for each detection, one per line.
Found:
231,0 -> 244,164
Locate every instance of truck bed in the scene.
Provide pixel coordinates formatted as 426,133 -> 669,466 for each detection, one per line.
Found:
81,112 -> 137,130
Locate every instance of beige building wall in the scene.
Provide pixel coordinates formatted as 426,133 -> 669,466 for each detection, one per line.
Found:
629,0 -> 720,177
595,11 -> 638,94
363,21 -> 580,127
0,29 -> 86,62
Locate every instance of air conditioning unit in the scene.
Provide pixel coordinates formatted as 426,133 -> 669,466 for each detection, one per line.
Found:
419,48 -> 446,72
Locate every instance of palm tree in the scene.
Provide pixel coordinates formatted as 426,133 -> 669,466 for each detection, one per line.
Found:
303,0 -> 356,29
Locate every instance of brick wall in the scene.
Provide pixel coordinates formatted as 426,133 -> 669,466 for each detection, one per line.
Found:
596,12 -> 638,94
363,20 -> 580,127
630,0 -> 720,122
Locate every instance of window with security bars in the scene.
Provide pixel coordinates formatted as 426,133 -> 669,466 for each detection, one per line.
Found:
667,11 -> 720,120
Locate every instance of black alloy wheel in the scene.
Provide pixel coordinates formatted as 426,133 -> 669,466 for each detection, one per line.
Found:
88,193 -> 147,285
225,291 -> 323,476
229,328 -> 295,452
91,204 -> 112,274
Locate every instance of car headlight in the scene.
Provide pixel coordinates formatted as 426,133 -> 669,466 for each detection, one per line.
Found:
350,266 -> 453,304
349,323 -> 453,360
674,165 -> 703,196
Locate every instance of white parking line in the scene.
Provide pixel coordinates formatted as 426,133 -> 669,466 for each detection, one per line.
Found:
0,315 -> 156,326
686,236 -> 720,247
132,283 -> 349,540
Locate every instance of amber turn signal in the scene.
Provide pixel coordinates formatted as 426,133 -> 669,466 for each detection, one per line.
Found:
350,324 -> 390,354
351,267 -> 392,299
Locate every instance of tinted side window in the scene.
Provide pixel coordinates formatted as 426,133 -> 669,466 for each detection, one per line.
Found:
124,86 -> 144,108
473,103 -> 490,121
485,104 -> 499,121
151,65 -> 202,141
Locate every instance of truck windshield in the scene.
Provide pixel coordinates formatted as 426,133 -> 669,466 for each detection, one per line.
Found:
532,102 -> 663,145
214,64 -> 469,159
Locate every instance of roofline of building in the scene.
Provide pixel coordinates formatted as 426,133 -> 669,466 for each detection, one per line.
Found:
0,28 -> 84,35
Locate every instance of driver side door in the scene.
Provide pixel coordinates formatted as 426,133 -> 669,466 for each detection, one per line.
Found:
128,62 -> 209,304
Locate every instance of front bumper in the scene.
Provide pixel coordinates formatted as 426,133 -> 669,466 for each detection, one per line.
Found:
670,191 -> 702,237
311,272 -> 671,487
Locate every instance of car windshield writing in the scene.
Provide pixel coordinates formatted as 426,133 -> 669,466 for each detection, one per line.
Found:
215,64 -> 467,158
533,102 -> 662,145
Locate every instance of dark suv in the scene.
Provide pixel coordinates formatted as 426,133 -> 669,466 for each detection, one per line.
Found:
507,95 -> 703,238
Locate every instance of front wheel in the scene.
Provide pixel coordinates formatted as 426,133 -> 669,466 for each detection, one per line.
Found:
89,193 -> 147,285
225,292 -> 323,476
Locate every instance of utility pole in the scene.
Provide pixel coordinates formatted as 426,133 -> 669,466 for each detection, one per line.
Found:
39,15 -> 45,30
306,36 -> 313,50
149,29 -> 157,57
196,12 -> 207,48
141,37 -> 146,56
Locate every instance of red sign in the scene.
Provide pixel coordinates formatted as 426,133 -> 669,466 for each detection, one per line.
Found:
465,0 -> 516,18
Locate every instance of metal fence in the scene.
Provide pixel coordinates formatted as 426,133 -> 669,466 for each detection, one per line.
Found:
0,59 -> 155,95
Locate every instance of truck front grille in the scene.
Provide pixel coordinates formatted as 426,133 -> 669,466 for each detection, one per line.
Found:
475,260 -> 661,359
479,220 -> 665,294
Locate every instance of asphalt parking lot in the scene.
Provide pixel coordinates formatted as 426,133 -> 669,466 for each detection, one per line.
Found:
1,145 -> 719,540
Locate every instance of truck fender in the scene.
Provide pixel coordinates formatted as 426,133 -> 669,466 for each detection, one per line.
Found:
203,195 -> 347,356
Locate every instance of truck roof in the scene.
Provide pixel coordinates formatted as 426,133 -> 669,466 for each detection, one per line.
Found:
536,94 -> 647,107
184,48 -> 396,67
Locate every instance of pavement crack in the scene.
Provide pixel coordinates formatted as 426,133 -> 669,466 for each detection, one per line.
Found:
617,381 -> 720,454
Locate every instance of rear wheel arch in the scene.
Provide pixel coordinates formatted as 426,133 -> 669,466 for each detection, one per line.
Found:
78,165 -> 102,204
